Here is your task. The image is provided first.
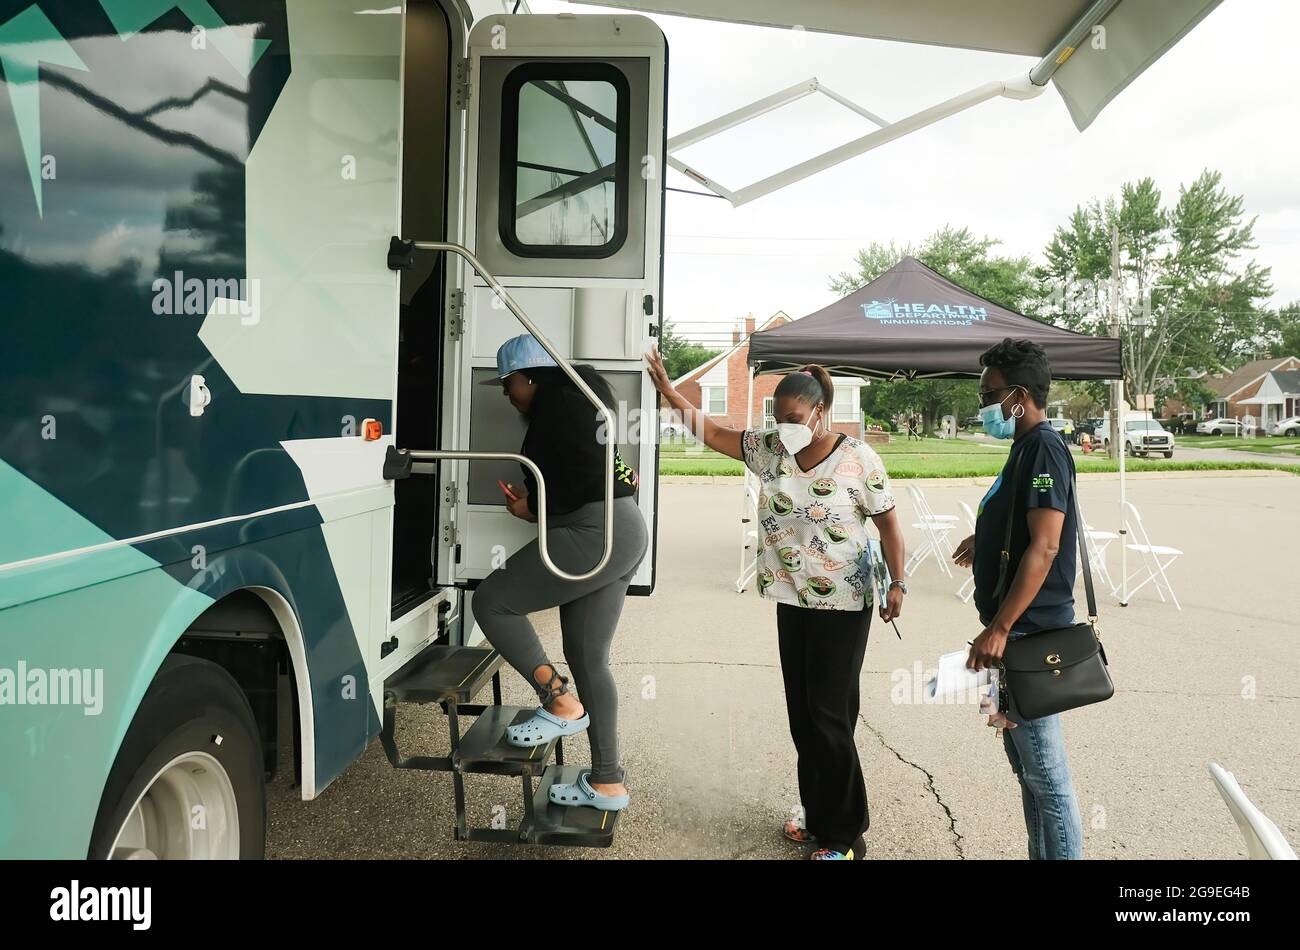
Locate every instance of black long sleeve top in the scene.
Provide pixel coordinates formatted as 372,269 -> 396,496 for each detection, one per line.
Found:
520,382 -> 638,516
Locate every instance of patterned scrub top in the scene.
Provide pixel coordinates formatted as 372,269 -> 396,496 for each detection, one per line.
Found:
741,428 -> 896,611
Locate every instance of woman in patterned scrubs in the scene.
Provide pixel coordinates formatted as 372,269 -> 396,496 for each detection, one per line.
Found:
646,351 -> 907,860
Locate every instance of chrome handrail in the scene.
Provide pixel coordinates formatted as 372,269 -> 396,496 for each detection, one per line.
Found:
394,240 -> 615,582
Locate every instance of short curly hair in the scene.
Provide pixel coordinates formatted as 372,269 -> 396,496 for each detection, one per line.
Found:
979,338 -> 1052,408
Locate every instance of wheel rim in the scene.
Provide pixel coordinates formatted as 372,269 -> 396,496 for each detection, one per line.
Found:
109,751 -> 240,859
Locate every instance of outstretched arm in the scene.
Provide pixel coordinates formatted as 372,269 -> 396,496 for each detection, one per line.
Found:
645,346 -> 744,461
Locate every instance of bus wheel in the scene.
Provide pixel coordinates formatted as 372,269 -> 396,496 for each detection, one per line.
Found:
89,655 -> 266,859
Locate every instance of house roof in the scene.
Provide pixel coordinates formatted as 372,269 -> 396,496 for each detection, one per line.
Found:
1207,356 -> 1300,400
671,311 -> 789,386
1273,369 -> 1300,395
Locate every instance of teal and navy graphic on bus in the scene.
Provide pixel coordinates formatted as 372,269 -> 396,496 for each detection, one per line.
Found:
0,0 -> 405,857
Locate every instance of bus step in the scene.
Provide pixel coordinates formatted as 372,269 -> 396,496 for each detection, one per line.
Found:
525,765 -> 620,847
385,644 -> 504,705
455,705 -> 559,776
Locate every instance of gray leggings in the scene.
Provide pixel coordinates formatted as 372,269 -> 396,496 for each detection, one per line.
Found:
473,496 -> 648,784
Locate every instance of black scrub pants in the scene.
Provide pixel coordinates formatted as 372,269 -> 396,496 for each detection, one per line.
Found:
776,602 -> 872,855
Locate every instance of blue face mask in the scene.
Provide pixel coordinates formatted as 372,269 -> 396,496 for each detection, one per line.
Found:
980,389 -> 1023,440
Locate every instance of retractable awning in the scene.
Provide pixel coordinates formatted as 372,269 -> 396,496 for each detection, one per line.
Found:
572,0 -> 1224,131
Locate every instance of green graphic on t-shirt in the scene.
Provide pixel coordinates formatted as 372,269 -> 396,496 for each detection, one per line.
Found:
1032,473 -> 1054,491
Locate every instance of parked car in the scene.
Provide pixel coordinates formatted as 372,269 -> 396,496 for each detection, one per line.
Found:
1268,416 -> 1300,437
1072,417 -> 1104,444
962,415 -> 982,429
1047,417 -> 1075,439
1197,417 -> 1243,435
659,421 -> 693,441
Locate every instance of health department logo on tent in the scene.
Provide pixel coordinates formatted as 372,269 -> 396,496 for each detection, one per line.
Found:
860,298 -> 989,327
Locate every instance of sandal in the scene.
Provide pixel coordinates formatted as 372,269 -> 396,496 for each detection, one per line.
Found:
810,846 -> 860,861
782,819 -> 817,844
548,770 -> 629,812
504,665 -> 589,747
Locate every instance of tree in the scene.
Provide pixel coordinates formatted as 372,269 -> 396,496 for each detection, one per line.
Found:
1038,171 -> 1273,401
658,319 -> 720,380
1263,302 -> 1300,358
833,226 -> 1039,431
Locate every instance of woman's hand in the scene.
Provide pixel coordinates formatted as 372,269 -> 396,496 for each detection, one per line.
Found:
879,584 -> 903,623
952,533 -> 976,569
645,346 -> 677,401
505,486 -> 536,522
966,621 -> 1009,671
646,345 -> 744,461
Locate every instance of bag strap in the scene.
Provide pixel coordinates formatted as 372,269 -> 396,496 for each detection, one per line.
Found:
991,431 -> 1097,625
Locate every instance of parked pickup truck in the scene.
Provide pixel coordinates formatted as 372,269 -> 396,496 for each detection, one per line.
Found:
1106,418 -> 1176,458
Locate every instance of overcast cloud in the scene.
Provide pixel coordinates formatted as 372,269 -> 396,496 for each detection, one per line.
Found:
533,0 -> 1300,344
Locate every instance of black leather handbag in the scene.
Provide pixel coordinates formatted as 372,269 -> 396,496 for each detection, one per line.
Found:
992,450 -> 1114,721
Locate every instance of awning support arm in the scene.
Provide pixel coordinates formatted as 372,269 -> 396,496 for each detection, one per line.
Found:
667,73 -> 1044,207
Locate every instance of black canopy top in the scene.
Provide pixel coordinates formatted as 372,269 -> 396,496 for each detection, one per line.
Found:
747,257 -> 1122,381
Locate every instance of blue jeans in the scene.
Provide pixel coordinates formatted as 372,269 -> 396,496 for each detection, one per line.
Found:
1001,632 -> 1085,859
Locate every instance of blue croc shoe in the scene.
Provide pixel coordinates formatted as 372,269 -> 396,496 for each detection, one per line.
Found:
504,665 -> 590,748
548,770 -> 629,812
504,706 -> 589,747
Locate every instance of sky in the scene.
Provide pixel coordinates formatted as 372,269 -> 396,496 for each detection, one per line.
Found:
525,0 -> 1300,347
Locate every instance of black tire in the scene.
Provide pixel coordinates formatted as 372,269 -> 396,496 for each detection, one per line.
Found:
88,654 -> 266,859
1126,442 -> 1136,457
1287,429 -> 1297,438
1164,451 -> 1173,459
1211,428 -> 1222,436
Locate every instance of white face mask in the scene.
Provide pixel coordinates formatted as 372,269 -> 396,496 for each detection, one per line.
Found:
777,408 -> 822,455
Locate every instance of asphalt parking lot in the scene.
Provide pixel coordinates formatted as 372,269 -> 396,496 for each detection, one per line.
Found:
267,471 -> 1300,859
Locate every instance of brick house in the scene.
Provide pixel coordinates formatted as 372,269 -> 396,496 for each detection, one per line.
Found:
673,312 -> 866,437
1173,355 -> 1300,427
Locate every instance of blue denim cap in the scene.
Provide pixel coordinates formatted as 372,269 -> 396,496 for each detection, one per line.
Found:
479,333 -> 558,384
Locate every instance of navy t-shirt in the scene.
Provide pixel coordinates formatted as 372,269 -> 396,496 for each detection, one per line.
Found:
973,422 -> 1077,634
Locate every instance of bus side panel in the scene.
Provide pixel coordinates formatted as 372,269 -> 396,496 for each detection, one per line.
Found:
0,460 -> 393,857
0,1 -> 406,855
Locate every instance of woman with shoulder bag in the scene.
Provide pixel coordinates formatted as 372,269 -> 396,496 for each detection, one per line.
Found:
953,338 -> 1111,860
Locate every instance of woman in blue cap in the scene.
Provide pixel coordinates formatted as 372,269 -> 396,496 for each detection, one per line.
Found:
474,334 -> 647,812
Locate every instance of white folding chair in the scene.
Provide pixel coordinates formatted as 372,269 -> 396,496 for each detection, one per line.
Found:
1120,501 -> 1183,609
904,484 -> 958,578
1075,495 -> 1119,595
1208,763 -> 1298,859
1081,523 -> 1119,595
955,500 -> 978,602
734,470 -> 760,593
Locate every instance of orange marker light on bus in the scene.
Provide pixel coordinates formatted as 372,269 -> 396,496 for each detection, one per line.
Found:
363,419 -> 383,441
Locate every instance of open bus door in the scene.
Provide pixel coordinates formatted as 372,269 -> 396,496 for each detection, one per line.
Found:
393,13 -> 667,614
378,12 -> 666,846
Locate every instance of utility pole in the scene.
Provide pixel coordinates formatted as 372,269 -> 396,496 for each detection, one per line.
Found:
1108,224 -> 1122,459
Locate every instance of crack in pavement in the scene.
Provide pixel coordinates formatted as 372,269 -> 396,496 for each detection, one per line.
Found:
607,660 -> 780,669
859,715 -> 965,859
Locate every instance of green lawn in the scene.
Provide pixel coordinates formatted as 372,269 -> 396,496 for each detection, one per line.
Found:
657,436 -> 1300,478
1176,435 -> 1300,456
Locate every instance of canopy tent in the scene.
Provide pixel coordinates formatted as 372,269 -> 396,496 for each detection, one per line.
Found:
747,256 -> 1122,380
735,256 -> 1135,604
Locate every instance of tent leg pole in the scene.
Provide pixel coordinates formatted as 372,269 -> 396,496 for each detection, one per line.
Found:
736,365 -> 757,591
1117,379 -> 1128,605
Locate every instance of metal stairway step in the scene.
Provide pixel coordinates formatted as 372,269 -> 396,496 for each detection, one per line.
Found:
385,644 -> 503,705
454,705 -> 559,776
526,765 -> 621,847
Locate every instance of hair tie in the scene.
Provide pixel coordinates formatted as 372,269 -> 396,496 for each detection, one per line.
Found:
800,369 -> 814,376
